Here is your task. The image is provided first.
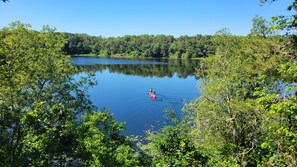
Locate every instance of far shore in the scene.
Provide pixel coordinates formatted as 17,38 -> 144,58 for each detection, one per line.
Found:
69,54 -> 203,60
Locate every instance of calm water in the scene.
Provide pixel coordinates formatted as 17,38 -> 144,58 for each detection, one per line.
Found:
72,57 -> 200,136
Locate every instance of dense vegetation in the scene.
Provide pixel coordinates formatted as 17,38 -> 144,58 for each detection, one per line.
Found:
140,1 -> 297,165
62,33 -> 216,59
1,0 -> 296,166
184,31 -> 296,166
0,22 -> 138,166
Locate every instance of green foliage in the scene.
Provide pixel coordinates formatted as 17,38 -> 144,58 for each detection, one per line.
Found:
184,27 -> 297,166
261,0 -> 297,32
249,15 -> 273,37
256,86 -> 297,166
77,109 -> 139,166
63,33 -> 215,59
139,108 -> 208,167
255,3 -> 297,165
63,33 -> 98,55
0,21 -> 82,166
0,21 -> 138,166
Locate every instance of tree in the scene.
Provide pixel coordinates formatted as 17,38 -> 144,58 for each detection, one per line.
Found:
260,0 -> 297,32
185,28 -> 282,166
139,108 -> 207,167
0,21 -> 138,166
255,2 -> 297,164
0,21 -> 92,166
77,109 -> 139,166
249,15 -> 273,37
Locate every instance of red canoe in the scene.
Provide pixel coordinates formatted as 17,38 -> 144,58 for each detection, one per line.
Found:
149,92 -> 156,99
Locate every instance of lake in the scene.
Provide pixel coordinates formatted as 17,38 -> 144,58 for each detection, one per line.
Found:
72,56 -> 200,136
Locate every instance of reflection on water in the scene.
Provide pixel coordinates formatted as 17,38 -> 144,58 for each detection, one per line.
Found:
72,56 -> 200,79
72,56 -> 200,136
72,56 -> 169,65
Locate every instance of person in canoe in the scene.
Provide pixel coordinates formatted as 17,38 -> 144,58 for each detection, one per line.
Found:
148,88 -> 156,99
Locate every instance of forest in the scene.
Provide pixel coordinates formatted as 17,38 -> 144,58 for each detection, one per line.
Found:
0,0 -> 296,166
62,33 -> 215,59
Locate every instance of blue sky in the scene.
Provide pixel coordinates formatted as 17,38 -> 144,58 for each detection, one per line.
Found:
0,0 -> 293,37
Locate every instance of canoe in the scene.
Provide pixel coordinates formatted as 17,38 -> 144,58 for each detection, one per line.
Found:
149,92 -> 156,99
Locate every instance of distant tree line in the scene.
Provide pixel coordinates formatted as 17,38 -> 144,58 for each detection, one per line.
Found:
62,33 -> 216,58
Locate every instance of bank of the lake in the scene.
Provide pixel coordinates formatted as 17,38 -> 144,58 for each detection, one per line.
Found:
70,54 -> 204,60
